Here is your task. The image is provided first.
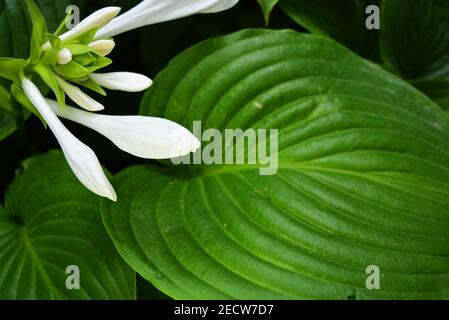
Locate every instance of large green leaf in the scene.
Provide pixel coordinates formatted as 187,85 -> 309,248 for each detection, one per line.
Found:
380,0 -> 449,79
279,0 -> 380,60
0,0 -> 71,142
0,151 -> 136,299
101,29 -> 449,299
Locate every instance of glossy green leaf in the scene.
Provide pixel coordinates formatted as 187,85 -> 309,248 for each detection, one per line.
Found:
102,29 -> 449,299
380,0 -> 449,79
280,0 -> 380,60
0,151 -> 136,299
257,0 -> 279,25
413,79 -> 449,111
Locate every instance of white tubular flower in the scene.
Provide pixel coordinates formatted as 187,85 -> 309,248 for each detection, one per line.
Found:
88,72 -> 153,92
88,39 -> 116,56
95,0 -> 239,38
55,76 -> 105,111
21,77 -> 117,201
46,99 -> 201,159
56,48 -> 72,65
42,7 -> 121,50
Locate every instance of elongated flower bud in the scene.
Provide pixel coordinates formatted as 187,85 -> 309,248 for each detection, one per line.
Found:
88,39 -> 115,56
21,77 -> 117,201
46,99 -> 201,159
89,72 -> 152,92
56,48 -> 73,65
96,0 -> 239,38
42,7 -> 121,50
55,76 -> 104,111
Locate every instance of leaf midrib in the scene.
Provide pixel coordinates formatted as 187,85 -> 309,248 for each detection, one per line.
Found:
19,225 -> 62,299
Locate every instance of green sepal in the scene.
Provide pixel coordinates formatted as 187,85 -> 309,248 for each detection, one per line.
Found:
86,56 -> 112,73
74,53 -> 96,67
75,27 -> 99,45
65,44 -> 92,55
34,64 -> 66,110
54,61 -> 90,79
40,48 -> 59,66
46,33 -> 62,50
0,84 -> 12,113
26,0 -> 48,64
74,78 -> 107,96
0,57 -> 27,83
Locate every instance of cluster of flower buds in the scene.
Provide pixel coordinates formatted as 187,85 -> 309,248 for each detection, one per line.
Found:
0,0 -> 239,201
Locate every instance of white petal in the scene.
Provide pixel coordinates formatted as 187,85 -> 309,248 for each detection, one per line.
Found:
89,72 -> 152,92
96,0 -> 239,38
56,48 -> 73,65
21,77 -> 117,201
56,76 -> 104,111
88,39 -> 116,56
42,7 -> 121,50
201,0 -> 240,13
46,99 -> 201,159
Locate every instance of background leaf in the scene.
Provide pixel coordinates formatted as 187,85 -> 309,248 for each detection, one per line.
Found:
0,107 -> 15,141
279,0 -> 380,60
102,29 -> 449,299
380,0 -> 449,79
0,151 -> 135,299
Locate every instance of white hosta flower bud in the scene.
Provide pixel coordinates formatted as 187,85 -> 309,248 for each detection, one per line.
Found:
46,99 -> 201,159
89,72 -> 152,92
21,77 -> 117,201
42,7 -> 121,50
55,76 -> 104,112
96,0 -> 239,38
56,48 -> 73,65
88,39 -> 116,56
